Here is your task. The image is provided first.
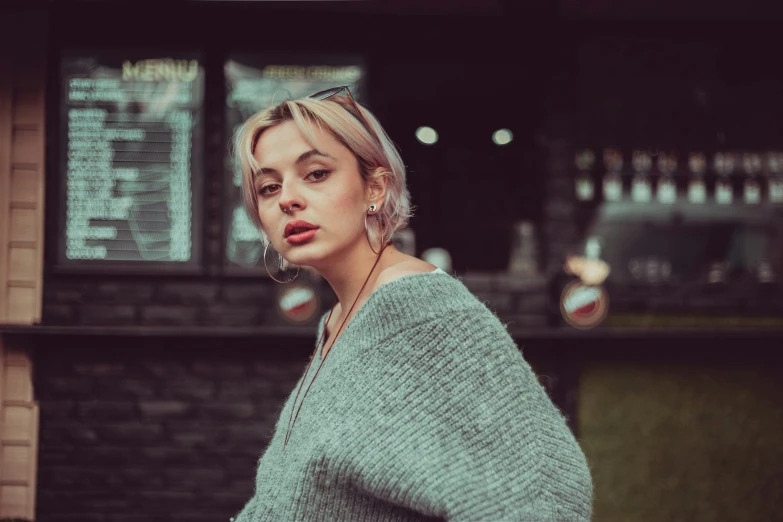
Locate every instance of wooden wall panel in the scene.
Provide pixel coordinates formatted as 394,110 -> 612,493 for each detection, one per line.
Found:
9,248 -> 36,281
2,407 -> 34,442
0,54 -> 11,324
10,168 -> 38,205
3,363 -> 33,403
0,10 -> 47,520
6,287 -> 36,325
0,339 -> 38,520
12,90 -> 42,127
0,484 -> 30,519
0,22 -> 46,327
10,129 -> 37,166
2,445 -> 31,482
9,208 -> 36,244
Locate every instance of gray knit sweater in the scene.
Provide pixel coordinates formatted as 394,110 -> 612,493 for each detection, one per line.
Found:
233,271 -> 593,521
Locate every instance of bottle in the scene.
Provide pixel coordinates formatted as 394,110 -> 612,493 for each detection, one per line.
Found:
508,221 -> 539,277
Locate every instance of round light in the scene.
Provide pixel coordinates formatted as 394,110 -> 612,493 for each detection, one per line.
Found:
492,128 -> 513,146
415,126 -> 438,145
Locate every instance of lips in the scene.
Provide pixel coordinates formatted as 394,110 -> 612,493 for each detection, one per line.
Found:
284,220 -> 319,238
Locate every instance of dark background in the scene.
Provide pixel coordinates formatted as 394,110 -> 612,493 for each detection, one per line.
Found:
2,1 -> 783,521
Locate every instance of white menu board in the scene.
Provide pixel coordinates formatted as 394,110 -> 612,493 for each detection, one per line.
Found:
59,53 -> 204,269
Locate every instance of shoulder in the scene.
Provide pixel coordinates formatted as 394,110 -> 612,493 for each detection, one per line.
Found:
378,286 -> 515,357
373,257 -> 439,291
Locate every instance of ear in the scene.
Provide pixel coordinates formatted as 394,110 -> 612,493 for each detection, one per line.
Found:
365,167 -> 389,209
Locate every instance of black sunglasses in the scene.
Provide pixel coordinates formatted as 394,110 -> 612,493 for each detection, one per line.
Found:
308,86 -> 380,145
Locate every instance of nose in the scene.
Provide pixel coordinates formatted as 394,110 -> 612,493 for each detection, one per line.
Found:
278,180 -> 305,214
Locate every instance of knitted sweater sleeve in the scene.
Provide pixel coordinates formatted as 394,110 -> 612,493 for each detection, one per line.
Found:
342,310 -> 594,522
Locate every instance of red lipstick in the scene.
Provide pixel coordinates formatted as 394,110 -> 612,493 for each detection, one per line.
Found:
284,220 -> 319,245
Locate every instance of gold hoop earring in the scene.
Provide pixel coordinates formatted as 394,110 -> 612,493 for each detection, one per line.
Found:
263,241 -> 300,283
365,205 -> 384,255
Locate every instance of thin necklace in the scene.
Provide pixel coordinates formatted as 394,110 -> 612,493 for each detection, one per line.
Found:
284,240 -> 391,448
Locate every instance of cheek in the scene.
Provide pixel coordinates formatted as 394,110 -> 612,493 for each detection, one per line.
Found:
256,201 -> 281,231
331,192 -> 359,212
320,174 -> 366,215
321,191 -> 365,228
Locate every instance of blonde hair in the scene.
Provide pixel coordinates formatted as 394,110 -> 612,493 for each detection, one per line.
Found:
233,94 -> 413,247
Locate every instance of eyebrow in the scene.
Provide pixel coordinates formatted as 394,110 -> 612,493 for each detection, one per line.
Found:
253,149 -> 336,179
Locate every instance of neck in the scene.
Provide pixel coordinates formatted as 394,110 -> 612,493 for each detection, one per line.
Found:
317,239 -> 397,317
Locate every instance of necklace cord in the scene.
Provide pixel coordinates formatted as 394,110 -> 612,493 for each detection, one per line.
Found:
284,240 -> 392,447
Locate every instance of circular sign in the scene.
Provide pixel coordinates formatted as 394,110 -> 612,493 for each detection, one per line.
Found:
559,281 -> 609,329
277,283 -> 320,324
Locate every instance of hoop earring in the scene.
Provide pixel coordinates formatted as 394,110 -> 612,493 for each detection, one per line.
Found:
365,205 -> 384,255
263,241 -> 300,283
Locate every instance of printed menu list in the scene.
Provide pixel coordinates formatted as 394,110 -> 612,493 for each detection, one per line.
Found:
63,57 -> 203,264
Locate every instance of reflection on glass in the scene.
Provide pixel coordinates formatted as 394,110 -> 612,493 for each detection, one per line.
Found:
580,202 -> 780,284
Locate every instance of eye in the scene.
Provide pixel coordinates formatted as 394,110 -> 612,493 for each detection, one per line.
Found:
258,183 -> 280,197
306,169 -> 330,181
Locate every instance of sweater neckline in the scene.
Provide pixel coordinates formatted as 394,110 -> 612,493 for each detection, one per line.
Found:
316,268 -> 450,361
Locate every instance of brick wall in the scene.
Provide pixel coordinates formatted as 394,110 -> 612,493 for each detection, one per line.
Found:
33,336 -> 309,521
44,277 -> 285,328
42,273 -> 552,330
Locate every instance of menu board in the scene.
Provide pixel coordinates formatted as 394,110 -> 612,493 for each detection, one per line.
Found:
58,53 -> 204,269
224,55 -> 364,270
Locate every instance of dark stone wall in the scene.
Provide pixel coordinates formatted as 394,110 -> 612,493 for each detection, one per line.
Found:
44,277 -> 303,328
33,336 -> 308,522
42,274 -> 551,330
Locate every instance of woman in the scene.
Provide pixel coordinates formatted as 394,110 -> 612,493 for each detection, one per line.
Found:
231,87 -> 593,522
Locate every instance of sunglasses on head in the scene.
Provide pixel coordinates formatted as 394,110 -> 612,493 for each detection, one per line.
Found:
308,86 -> 380,145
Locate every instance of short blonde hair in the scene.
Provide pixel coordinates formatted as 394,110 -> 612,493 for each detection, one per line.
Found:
233,94 -> 413,247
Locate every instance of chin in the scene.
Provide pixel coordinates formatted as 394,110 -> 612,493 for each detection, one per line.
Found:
282,243 -> 327,268
288,238 -> 355,270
